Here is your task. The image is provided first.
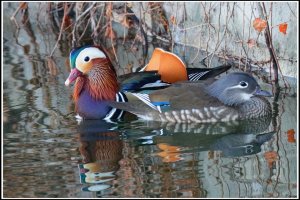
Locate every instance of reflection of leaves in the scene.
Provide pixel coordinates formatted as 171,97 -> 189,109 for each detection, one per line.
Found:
158,143 -> 180,152
264,151 -> 278,168
157,151 -> 181,163
279,23 -> 288,35
287,129 -> 296,143
156,143 -> 181,163
253,18 -> 267,32
23,44 -> 31,54
29,77 -> 41,85
46,57 -> 58,76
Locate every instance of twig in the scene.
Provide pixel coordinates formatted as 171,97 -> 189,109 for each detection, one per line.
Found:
170,2 -> 178,52
76,2 -> 97,24
242,2 -> 247,71
72,2 -> 97,47
260,2 -> 290,88
11,17 -> 20,29
190,3 -> 223,64
182,2 -> 187,62
107,3 -> 119,63
92,3 -> 105,38
151,34 -> 171,43
144,5 -> 162,14
190,24 -> 203,63
78,18 -> 91,41
109,20 -> 119,63
201,2 -> 216,33
286,2 -> 297,18
207,2 -> 230,69
139,2 -> 148,62
50,3 -> 68,57
122,3 -> 127,45
10,3 -> 28,29
176,23 -> 218,32
10,3 -> 24,21
201,2 -> 212,67
231,3 -> 252,71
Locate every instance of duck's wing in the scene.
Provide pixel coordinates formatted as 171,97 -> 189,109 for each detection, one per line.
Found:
187,64 -> 231,81
148,80 -> 223,109
118,71 -> 164,92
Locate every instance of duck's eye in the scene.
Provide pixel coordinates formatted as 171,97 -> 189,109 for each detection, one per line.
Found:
84,56 -> 90,62
239,81 -> 248,87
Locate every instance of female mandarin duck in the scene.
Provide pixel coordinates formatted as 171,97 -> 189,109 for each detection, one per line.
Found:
65,45 -> 231,120
110,72 -> 273,123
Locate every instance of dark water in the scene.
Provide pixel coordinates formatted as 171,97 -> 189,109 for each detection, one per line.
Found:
3,3 -> 298,198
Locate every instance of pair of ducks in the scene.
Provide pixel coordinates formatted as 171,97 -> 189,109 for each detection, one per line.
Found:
65,45 -> 272,123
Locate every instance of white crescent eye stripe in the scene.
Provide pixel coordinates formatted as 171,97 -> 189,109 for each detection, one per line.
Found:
227,85 -> 246,89
226,82 -> 248,90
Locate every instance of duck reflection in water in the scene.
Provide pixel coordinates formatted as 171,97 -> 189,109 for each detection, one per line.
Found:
75,113 -> 275,197
129,114 -> 275,159
77,120 -> 123,192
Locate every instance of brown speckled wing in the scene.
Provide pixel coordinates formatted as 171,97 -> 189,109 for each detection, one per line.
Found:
148,80 -> 224,110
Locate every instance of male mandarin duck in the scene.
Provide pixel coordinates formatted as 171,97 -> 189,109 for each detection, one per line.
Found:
65,45 -> 231,120
109,72 -> 273,123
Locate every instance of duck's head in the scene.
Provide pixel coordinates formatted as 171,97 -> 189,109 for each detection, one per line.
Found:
207,72 -> 272,106
65,45 -> 112,86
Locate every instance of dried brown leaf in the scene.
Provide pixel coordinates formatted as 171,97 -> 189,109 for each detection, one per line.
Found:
121,16 -> 130,28
247,39 -> 257,48
287,129 -> 296,143
20,2 -> 28,10
253,18 -> 267,32
104,25 -> 116,40
170,15 -> 176,25
279,22 -> 288,35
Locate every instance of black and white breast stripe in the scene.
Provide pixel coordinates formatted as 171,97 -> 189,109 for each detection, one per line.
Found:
188,71 -> 210,81
104,92 -> 128,120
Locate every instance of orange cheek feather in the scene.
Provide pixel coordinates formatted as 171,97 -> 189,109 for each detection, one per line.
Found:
145,48 -> 188,83
78,61 -> 93,74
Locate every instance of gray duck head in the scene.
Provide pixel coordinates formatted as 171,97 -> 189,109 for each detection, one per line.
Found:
207,72 -> 272,106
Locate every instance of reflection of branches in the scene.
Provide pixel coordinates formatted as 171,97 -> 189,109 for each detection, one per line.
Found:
10,3 -> 26,29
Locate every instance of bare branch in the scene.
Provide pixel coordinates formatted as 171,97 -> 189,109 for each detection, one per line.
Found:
50,3 -> 69,57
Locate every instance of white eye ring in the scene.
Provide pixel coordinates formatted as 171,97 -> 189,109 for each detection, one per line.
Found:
239,81 -> 248,88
